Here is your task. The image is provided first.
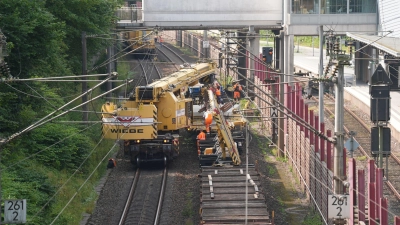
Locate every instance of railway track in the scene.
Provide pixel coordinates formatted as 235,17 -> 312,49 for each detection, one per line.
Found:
119,166 -> 167,225
313,94 -> 400,218
156,44 -> 187,71
137,58 -> 162,85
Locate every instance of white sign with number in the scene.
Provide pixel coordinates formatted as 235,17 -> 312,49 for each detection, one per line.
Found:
4,199 -> 27,224
203,41 -> 210,48
328,195 -> 350,219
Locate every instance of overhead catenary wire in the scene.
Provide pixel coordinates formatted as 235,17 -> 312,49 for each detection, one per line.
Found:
50,141 -> 118,225
31,129 -> 106,222
89,31 -> 155,72
2,122 -> 101,172
3,73 -> 118,145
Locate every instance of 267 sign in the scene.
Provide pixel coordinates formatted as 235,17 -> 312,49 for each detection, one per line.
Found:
4,199 -> 26,224
328,195 -> 350,219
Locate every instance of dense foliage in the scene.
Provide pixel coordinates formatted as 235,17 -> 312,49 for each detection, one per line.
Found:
0,0 -> 123,224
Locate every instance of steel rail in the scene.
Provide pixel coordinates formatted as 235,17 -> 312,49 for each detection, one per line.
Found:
155,47 -> 179,71
154,166 -> 167,225
160,44 -> 187,64
152,58 -> 163,79
138,60 -> 149,85
119,168 -> 140,225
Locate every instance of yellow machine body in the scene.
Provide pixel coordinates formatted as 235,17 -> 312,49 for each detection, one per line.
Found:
101,103 -> 157,140
101,62 -> 216,166
124,30 -> 156,53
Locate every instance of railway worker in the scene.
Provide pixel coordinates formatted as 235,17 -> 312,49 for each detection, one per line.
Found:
159,35 -> 163,47
233,82 -> 242,103
213,80 -> 221,90
215,87 -> 222,104
203,110 -> 213,134
107,158 -> 116,169
197,130 -> 206,140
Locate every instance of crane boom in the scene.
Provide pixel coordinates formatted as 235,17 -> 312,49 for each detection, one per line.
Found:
207,90 -> 241,165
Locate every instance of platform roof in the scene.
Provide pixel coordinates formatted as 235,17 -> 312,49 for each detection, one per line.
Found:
347,32 -> 400,57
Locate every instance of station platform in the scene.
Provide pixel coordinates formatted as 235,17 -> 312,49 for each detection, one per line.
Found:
292,46 -> 400,141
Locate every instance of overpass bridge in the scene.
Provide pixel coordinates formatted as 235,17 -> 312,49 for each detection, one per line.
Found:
115,0 -> 378,84
116,0 -> 377,35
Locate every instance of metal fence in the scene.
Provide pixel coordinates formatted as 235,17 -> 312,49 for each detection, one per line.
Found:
115,7 -> 143,21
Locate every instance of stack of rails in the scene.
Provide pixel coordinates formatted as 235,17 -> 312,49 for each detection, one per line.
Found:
200,166 -> 272,224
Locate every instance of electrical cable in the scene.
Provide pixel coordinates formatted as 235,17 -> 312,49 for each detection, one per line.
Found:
49,141 -> 118,225
30,130 -> 106,221
2,122 -> 101,172
3,74 -> 122,144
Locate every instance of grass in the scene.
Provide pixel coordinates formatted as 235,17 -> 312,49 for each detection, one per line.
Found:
301,210 -> 323,225
356,155 -> 367,161
182,192 -> 195,219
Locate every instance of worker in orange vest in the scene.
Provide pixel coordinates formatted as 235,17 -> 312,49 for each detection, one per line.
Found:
197,130 -> 206,140
233,82 -> 242,103
203,111 -> 213,134
216,88 -> 222,104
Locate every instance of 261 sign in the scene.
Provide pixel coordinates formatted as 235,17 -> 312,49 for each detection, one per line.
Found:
4,199 -> 27,224
328,195 -> 350,219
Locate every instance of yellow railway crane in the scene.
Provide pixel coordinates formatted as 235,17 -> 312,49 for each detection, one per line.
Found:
101,62 -> 217,167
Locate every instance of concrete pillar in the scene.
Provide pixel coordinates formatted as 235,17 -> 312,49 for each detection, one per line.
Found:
203,30 -> 208,58
237,32 -> 247,87
279,31 -> 284,73
284,33 -> 294,84
273,30 -> 281,70
248,26 -> 259,84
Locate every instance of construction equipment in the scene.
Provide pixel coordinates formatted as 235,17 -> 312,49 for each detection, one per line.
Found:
101,62 -> 217,167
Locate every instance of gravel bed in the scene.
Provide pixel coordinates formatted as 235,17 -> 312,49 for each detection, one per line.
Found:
86,146 -> 134,225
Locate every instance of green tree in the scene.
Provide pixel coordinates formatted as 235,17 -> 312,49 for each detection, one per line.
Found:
45,0 -> 123,74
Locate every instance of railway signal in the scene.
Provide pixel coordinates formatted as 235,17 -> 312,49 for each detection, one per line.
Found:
369,64 -> 392,169
262,47 -> 273,64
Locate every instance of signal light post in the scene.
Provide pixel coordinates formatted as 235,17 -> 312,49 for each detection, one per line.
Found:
369,64 -> 392,170
262,47 -> 273,65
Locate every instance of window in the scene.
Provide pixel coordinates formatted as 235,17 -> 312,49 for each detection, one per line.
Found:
321,0 -> 347,14
292,0 -> 319,14
292,0 -> 377,14
349,0 -> 376,13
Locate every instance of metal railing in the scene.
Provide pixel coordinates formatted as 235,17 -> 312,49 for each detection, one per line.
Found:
116,7 -> 143,22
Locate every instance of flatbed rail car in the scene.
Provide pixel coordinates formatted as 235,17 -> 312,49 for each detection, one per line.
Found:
200,166 -> 273,224
101,62 -> 217,166
193,90 -> 246,167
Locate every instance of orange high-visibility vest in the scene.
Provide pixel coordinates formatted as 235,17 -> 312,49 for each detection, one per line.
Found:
197,132 -> 206,140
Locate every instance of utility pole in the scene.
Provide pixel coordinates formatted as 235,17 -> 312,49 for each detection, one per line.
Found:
203,30 -> 208,59
334,63 -> 345,195
0,29 -> 6,225
81,32 -> 88,122
318,26 -> 324,123
327,32 -> 352,225
278,30 -> 285,158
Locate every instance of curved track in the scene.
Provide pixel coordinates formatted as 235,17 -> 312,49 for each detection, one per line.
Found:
119,167 -> 167,225
137,58 -> 162,86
